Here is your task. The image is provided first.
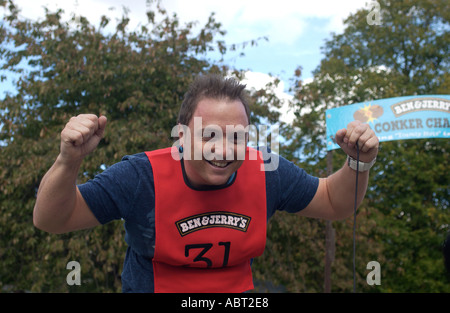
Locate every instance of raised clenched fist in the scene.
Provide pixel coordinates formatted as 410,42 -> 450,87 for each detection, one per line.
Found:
335,120 -> 379,163
59,114 -> 107,165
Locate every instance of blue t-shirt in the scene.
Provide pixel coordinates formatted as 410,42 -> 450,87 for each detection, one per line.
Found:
78,149 -> 319,292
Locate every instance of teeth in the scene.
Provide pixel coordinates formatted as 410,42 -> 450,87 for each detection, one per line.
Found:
210,161 -> 229,168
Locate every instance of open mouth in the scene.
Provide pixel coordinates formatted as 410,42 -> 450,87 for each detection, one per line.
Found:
207,160 -> 232,168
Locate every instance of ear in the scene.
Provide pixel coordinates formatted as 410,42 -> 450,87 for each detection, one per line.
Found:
177,123 -> 185,146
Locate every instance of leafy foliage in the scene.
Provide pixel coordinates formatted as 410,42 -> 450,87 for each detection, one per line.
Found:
1,0 -> 448,293
253,0 -> 449,292
0,0 -> 282,292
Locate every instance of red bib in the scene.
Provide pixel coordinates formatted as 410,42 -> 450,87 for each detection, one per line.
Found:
145,147 -> 267,293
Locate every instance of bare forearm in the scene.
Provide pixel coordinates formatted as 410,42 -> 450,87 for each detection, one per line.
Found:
33,114 -> 106,234
325,162 -> 369,220
300,121 -> 378,221
33,155 -> 81,232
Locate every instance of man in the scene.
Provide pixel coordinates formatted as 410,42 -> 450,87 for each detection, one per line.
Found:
33,74 -> 379,292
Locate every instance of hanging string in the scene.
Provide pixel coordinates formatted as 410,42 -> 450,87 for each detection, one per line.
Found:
353,141 -> 360,293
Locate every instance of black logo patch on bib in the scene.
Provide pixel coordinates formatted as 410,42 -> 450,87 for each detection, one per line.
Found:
175,212 -> 251,237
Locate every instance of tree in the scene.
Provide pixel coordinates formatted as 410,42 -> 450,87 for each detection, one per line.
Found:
0,0 -> 283,292
252,0 -> 449,292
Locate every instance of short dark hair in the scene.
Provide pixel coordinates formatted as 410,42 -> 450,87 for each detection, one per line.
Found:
177,74 -> 251,125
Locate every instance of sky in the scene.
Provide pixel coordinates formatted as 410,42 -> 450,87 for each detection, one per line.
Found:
0,0 -> 372,123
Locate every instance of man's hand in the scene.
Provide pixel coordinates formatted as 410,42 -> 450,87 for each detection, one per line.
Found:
34,113 -> 106,234
300,120 -> 379,221
335,120 -> 379,163
59,114 -> 107,165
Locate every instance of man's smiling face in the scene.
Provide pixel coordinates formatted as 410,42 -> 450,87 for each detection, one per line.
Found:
180,97 -> 249,188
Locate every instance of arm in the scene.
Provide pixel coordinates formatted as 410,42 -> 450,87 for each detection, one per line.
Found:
299,120 -> 379,220
33,114 -> 107,234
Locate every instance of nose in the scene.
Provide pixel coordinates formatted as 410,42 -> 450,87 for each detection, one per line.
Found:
211,139 -> 234,161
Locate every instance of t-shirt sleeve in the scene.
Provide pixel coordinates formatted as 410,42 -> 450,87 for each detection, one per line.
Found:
77,156 -> 142,225
263,149 -> 319,215
277,157 -> 319,213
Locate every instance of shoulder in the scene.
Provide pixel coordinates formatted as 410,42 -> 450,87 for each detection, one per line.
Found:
257,146 -> 302,175
118,152 -> 155,185
82,152 -> 154,192
117,152 -> 154,172
257,147 -> 319,214
121,152 -> 153,166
